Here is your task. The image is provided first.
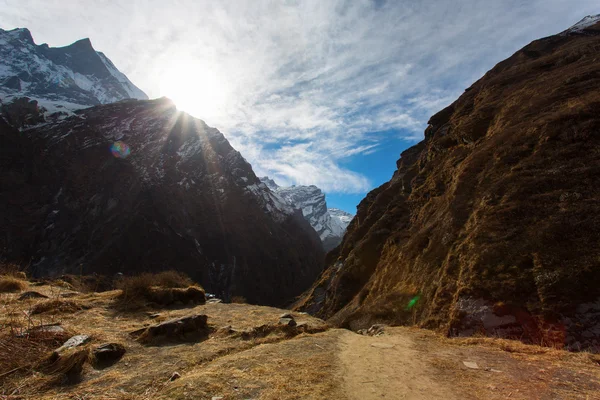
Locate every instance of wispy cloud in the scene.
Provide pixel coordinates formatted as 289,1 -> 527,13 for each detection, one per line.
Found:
1,0 -> 598,192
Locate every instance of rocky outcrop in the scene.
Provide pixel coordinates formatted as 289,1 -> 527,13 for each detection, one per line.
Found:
260,177 -> 354,251
297,16 -> 600,352
0,98 -> 324,306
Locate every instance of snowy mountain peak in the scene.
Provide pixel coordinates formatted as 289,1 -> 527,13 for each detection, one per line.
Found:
562,14 -> 600,35
260,177 -> 354,251
0,26 -> 148,116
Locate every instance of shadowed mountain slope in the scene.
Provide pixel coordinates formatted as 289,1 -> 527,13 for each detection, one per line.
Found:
0,98 -> 324,306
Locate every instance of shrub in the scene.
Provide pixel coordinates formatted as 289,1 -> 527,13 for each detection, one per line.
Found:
0,276 -> 27,293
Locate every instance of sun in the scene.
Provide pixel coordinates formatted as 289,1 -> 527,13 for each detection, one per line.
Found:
159,61 -> 228,122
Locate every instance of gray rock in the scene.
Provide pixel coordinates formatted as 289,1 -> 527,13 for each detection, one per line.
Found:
18,291 -> 48,300
132,314 -> 209,344
170,371 -> 181,381
279,317 -> 297,327
55,334 -> 91,354
18,323 -> 65,337
367,324 -> 386,336
92,343 -> 126,368
463,361 -> 479,369
280,313 -> 294,319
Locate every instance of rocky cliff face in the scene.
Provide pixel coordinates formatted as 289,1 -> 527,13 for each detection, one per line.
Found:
260,178 -> 354,251
0,98 -> 324,306
297,16 -> 600,352
0,27 -> 147,115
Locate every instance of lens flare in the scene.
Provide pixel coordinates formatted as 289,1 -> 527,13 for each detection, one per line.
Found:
110,141 -> 131,159
406,295 -> 420,310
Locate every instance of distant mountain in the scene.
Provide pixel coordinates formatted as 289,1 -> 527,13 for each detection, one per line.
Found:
0,98 -> 324,306
260,178 -> 354,251
0,27 -> 147,115
297,15 -> 600,352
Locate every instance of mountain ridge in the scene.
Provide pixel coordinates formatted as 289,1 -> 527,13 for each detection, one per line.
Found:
0,27 -> 147,116
259,177 -> 354,251
0,97 -> 324,306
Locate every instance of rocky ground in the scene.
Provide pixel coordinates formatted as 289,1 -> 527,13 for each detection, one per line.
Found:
1,276 -> 599,399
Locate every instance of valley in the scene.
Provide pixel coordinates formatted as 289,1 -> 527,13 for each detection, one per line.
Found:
1,8 -> 600,400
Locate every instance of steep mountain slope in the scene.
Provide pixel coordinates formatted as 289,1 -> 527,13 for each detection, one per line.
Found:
260,178 -> 354,251
0,27 -> 147,114
0,98 -> 324,306
297,16 -> 600,352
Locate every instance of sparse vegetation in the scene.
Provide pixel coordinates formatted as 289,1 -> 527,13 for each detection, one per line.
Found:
30,299 -> 83,315
231,295 -> 247,304
0,276 -> 27,293
115,271 -> 204,309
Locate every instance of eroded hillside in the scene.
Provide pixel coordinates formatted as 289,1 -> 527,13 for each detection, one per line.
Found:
297,17 -> 600,351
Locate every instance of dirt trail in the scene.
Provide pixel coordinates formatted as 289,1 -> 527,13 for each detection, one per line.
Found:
338,330 -> 460,400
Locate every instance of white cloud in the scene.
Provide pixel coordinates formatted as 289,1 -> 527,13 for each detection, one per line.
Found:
1,0 -> 598,192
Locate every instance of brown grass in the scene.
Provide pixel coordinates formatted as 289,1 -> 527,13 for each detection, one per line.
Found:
116,271 -> 194,293
115,271 -> 203,309
37,347 -> 91,384
0,276 -> 27,293
231,295 -> 247,304
30,299 -> 83,315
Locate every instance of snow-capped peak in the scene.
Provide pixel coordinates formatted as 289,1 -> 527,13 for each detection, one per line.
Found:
0,27 -> 148,116
259,177 -> 354,251
561,14 -> 600,35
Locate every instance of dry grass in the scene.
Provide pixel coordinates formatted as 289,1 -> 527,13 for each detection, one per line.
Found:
37,346 -> 91,384
0,330 -> 70,378
0,276 -> 27,293
115,271 -> 204,309
116,271 -> 194,292
231,296 -> 247,304
30,299 -> 83,315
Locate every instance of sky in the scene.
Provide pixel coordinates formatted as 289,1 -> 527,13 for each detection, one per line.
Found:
1,0 -> 598,214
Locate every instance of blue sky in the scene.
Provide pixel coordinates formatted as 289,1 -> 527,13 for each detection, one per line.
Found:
1,0 -> 599,214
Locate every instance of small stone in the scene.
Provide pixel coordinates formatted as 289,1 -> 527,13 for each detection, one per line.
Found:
170,372 -> 181,381
279,317 -> 297,327
148,313 -> 161,319
18,323 -> 65,337
212,397 -> 224,400
18,291 -> 48,300
92,343 -> 126,368
463,361 -> 479,369
370,342 -> 394,349
207,298 -> 222,303
367,324 -> 386,336
280,313 -> 294,320
55,334 -> 91,354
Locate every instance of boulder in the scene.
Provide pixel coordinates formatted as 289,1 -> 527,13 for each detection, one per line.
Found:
92,343 -> 126,368
132,314 -> 209,344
